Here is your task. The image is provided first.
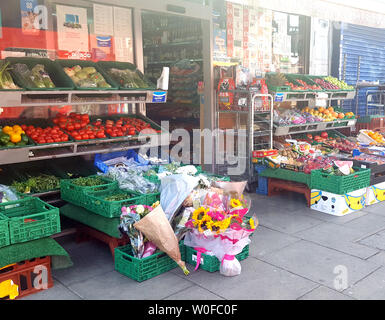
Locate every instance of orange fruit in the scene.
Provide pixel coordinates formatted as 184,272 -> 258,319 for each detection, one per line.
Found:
318,107 -> 325,113
328,107 -> 334,112
338,113 -> 345,119
324,110 -> 330,115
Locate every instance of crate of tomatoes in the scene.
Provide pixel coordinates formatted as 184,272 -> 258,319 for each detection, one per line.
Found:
24,125 -> 70,145
53,112 -> 107,141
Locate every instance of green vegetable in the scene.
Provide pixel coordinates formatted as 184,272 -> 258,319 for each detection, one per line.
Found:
11,174 -> 60,194
104,193 -> 131,201
0,61 -> 20,89
21,134 -> 28,143
6,142 -> 15,147
0,133 -> 10,145
71,176 -> 107,187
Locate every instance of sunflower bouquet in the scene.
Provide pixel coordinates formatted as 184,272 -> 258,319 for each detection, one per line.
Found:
183,186 -> 257,277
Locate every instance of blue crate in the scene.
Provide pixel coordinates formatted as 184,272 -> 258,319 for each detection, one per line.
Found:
94,150 -> 148,173
255,165 -> 268,195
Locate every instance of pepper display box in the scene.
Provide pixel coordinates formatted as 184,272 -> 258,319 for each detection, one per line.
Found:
310,188 -> 367,216
367,182 -> 385,206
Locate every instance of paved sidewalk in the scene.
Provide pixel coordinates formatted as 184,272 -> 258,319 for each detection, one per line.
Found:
22,192 -> 385,300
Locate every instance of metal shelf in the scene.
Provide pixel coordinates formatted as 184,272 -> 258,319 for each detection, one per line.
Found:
273,119 -> 357,136
0,90 -> 167,107
271,90 -> 356,102
0,133 -> 167,166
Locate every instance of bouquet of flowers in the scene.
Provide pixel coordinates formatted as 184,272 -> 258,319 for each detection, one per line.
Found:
118,204 -> 155,259
183,184 -> 257,277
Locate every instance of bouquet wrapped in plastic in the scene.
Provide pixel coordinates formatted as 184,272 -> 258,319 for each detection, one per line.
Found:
183,181 -> 257,277
134,204 -> 189,275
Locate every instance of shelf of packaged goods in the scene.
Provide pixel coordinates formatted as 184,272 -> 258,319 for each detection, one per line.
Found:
0,90 -> 168,108
271,90 -> 356,102
273,119 -> 357,136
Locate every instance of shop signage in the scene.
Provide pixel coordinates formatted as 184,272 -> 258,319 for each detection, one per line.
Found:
152,92 -> 167,103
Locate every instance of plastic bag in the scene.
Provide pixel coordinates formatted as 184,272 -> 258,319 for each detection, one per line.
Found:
0,185 -> 19,204
160,174 -> 199,221
104,166 -> 158,194
220,256 -> 242,277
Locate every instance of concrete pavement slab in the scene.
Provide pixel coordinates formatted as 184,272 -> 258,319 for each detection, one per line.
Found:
343,267 -> 385,300
260,240 -> 380,290
359,230 -> 385,250
52,240 -> 115,286
68,269 -> 193,300
298,285 -> 354,300
249,225 -> 301,257
294,223 -> 379,259
176,257 -> 318,300
164,285 -> 224,300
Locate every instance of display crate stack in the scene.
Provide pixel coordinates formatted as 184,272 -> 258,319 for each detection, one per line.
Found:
0,197 -> 61,299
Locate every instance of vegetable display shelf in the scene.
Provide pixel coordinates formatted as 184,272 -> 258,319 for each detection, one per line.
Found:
274,118 -> 357,136
0,89 -> 167,107
0,114 -> 168,166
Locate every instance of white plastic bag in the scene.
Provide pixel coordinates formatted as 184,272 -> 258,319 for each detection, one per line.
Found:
220,256 -> 242,277
160,174 -> 199,221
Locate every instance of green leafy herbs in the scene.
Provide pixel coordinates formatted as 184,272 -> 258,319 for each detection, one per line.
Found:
104,193 -> 131,202
11,174 -> 60,194
70,176 -> 107,187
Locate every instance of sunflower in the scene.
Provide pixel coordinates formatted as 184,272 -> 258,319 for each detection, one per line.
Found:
192,207 -> 209,226
250,217 -> 256,230
230,199 -> 242,208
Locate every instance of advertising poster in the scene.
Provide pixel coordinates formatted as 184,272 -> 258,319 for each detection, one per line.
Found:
226,2 -> 234,58
113,7 -> 134,62
93,4 -> 113,36
20,0 -> 39,35
56,5 -> 89,53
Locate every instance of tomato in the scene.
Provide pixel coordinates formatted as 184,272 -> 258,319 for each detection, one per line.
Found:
46,138 -> 54,143
321,132 -> 328,139
96,132 -> 105,139
81,134 -> 89,140
38,139 -> 46,144
110,132 -> 117,137
61,135 -> 69,142
88,134 -> 95,139
74,135 -> 82,140
74,123 -> 81,130
51,129 -> 58,135
129,129 -> 136,135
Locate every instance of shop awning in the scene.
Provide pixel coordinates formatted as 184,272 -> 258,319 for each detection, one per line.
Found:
238,0 -> 385,29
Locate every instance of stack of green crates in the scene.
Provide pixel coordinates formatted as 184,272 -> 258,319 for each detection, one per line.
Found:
0,197 -> 60,248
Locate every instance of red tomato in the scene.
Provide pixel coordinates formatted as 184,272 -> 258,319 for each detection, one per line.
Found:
82,134 -> 89,140
38,139 -> 46,144
74,135 -> 82,140
46,138 -> 54,143
88,134 -> 95,139
110,132 -> 117,137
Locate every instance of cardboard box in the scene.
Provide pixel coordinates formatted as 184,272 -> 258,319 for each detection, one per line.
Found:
367,182 -> 385,206
310,188 -> 367,216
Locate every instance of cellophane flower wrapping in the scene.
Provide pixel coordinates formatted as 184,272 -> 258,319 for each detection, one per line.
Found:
134,205 -> 189,275
183,181 -> 258,276
118,205 -> 154,259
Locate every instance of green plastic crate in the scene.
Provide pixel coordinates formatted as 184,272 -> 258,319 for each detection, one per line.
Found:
114,242 -> 185,282
0,197 -> 60,244
6,57 -> 74,91
0,214 -> 10,248
60,175 -> 117,207
184,243 -> 249,272
310,167 -> 371,194
55,59 -> 118,91
260,168 -> 311,187
84,184 -> 148,218
97,61 -> 156,90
